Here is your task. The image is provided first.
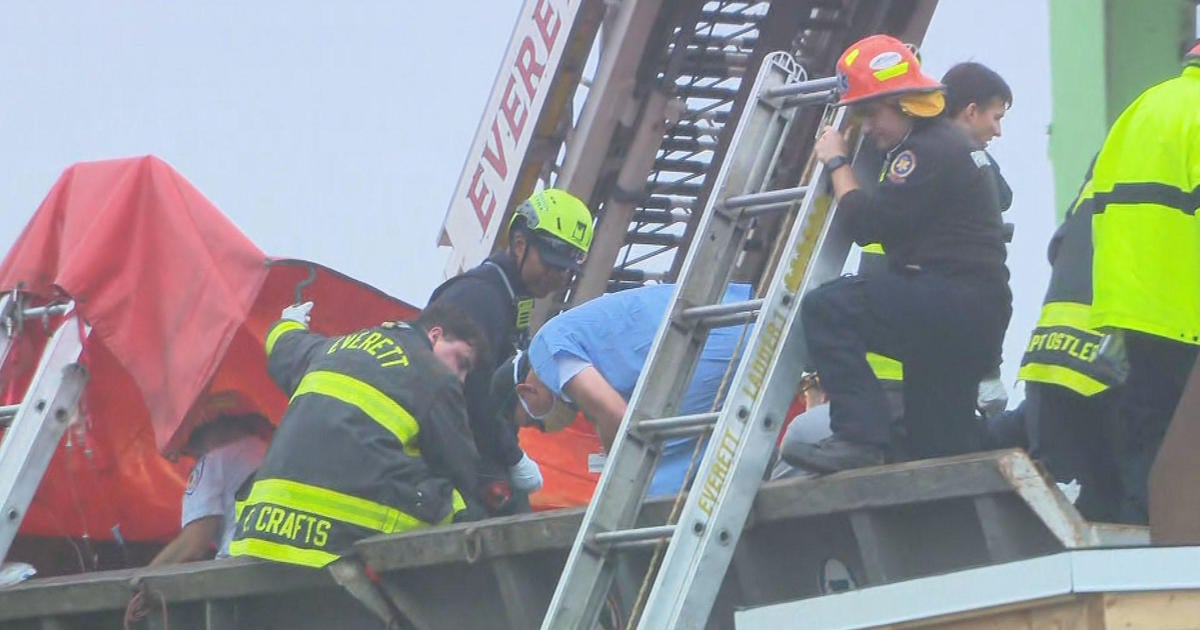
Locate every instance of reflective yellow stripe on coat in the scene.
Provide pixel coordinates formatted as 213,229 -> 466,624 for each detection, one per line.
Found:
1089,67 -> 1200,344
266,320 -> 306,355
1018,302 -> 1113,397
866,352 -> 903,382
291,370 -> 423,458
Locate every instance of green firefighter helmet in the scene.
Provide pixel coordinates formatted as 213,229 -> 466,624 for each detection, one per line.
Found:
509,189 -> 594,271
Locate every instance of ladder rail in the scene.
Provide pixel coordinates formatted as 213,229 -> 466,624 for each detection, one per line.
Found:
639,106 -> 857,629
540,51 -> 820,630
0,294 -> 19,376
0,315 -> 89,562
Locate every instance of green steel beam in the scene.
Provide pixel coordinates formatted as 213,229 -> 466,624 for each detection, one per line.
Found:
1049,0 -> 1197,219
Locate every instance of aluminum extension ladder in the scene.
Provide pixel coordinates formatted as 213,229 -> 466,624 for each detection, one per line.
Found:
542,52 -> 861,629
0,292 -> 89,562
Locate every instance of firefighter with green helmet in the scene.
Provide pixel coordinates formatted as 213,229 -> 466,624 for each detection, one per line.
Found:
428,188 -> 594,514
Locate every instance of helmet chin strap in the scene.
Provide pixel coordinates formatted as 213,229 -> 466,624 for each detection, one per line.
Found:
515,234 -> 532,284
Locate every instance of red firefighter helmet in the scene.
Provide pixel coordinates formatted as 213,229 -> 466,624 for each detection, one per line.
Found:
835,34 -> 943,106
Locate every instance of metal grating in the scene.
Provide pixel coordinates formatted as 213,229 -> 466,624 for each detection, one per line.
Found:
608,1 -> 769,290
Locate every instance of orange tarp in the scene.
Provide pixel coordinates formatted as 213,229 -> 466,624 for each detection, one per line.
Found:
0,156 -> 418,542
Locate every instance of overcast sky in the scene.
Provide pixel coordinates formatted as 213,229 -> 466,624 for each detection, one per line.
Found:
0,1 -> 1145,397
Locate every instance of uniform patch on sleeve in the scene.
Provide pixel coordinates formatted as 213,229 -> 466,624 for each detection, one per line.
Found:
970,150 -> 992,169
887,150 -> 917,182
185,457 -> 205,495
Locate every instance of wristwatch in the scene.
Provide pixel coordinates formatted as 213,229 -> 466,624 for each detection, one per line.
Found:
825,155 -> 850,172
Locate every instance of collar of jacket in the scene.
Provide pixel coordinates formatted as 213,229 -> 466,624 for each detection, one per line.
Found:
486,252 -> 532,298
392,321 -> 432,351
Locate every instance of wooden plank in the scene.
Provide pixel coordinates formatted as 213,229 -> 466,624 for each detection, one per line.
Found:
0,450 -> 1064,624
204,600 -> 240,630
0,557 -> 333,621
973,494 -> 1060,564
883,595 -> 1096,630
490,556 -> 550,630
1100,590 -> 1200,629
752,451 -> 1029,524
851,511 -> 905,585
354,509 -> 584,572
1150,355 -> 1200,544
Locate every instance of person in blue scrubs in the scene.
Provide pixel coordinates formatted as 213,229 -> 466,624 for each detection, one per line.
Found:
497,283 -> 751,496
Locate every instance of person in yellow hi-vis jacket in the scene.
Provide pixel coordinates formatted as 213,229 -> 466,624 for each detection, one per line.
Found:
1082,41 -> 1200,524
229,301 -> 489,568
1018,158 -> 1128,522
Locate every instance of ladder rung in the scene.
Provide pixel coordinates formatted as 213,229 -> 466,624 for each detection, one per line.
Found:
680,299 -> 762,321
632,209 -> 689,225
626,232 -> 682,247
652,158 -> 709,174
607,280 -> 647,292
698,9 -> 765,25
664,123 -> 717,140
604,538 -> 671,551
0,404 -> 17,427
740,200 -> 801,218
764,76 -> 840,98
689,34 -> 758,50
676,66 -> 745,81
3,304 -> 71,323
26,304 -> 70,318
637,412 -> 719,435
609,268 -> 665,283
642,195 -> 698,210
592,525 -> 676,546
701,312 -> 757,329
723,186 -> 809,210
680,109 -> 730,124
782,90 -> 837,109
680,49 -> 751,67
677,85 -> 740,101
647,181 -> 704,196
661,138 -> 718,152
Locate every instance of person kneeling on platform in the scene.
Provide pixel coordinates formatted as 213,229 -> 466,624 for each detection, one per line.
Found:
786,34 -> 1011,473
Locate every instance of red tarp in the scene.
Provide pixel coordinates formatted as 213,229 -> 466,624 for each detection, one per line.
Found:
0,156 -> 418,542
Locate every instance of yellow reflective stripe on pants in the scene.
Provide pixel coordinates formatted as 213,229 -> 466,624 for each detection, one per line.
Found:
1037,301 -> 1095,331
246,478 -> 429,534
266,320 -> 306,355
291,370 -> 421,449
862,243 -> 885,255
1017,362 -> 1108,397
228,537 -> 339,569
866,352 -> 903,381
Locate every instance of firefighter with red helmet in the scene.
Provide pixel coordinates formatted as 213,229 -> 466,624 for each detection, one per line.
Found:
785,35 -> 1012,472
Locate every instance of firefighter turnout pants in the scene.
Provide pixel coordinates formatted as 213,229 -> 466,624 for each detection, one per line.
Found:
801,270 -> 1011,459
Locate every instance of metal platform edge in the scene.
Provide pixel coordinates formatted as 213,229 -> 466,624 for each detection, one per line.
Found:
734,546 -> 1200,629
0,449 -> 1095,627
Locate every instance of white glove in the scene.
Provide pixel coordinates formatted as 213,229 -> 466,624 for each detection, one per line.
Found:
281,301 -> 313,325
1057,479 -> 1082,504
508,453 -> 543,493
977,377 -> 1008,418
